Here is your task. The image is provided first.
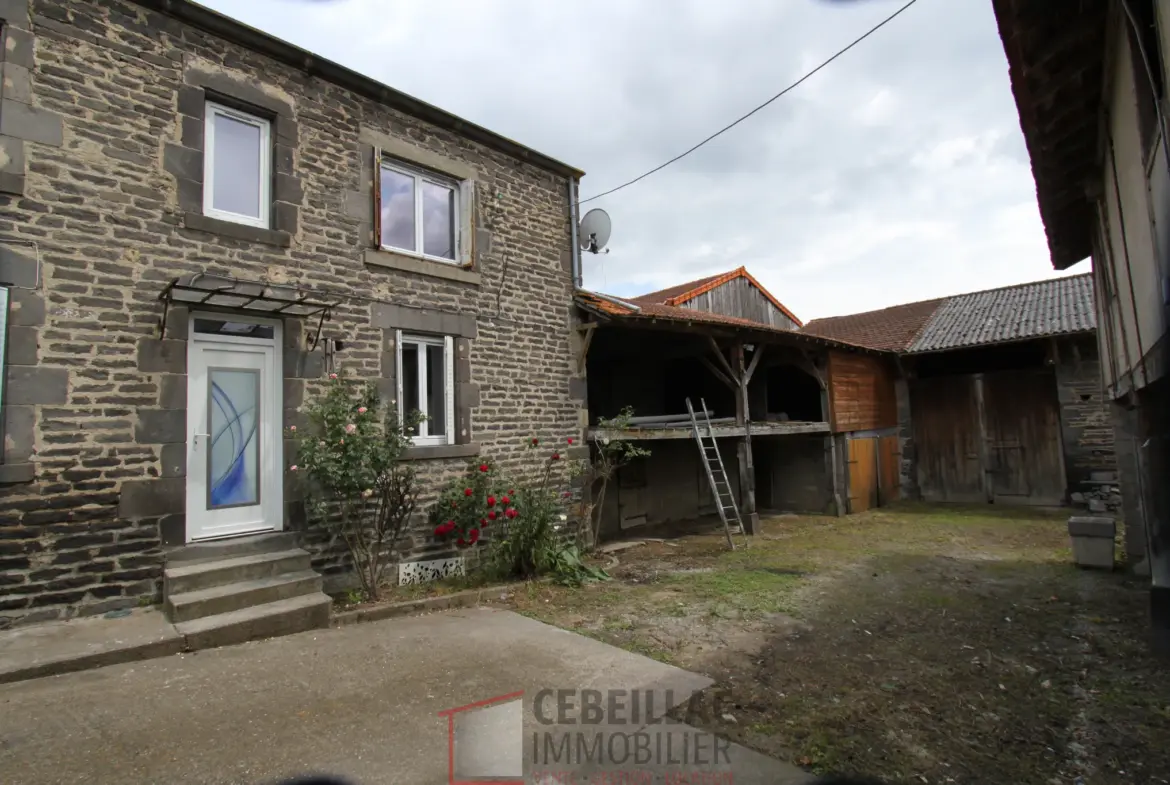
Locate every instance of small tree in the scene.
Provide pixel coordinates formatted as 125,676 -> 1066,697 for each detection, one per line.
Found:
574,407 -> 650,549
288,372 -> 421,601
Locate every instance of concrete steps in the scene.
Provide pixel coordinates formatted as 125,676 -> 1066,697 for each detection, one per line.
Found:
175,594 -> 332,651
163,534 -> 330,650
165,570 -> 323,623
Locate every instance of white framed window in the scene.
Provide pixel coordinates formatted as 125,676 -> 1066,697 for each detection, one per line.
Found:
396,332 -> 455,446
203,102 -> 272,229
378,158 -> 460,263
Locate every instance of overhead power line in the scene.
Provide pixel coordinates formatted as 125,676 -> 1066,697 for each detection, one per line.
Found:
578,0 -> 921,206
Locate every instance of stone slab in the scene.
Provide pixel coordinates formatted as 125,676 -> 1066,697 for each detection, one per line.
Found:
0,609 -> 183,685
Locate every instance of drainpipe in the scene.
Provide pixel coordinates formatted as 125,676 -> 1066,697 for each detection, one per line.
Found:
568,178 -> 582,290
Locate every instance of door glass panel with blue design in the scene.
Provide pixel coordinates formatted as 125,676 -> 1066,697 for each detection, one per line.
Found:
207,368 -> 261,509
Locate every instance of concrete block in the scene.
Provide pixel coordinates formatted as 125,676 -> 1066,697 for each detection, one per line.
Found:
163,143 -> 203,182
273,173 -> 302,204
0,0 -> 31,28
175,592 -> 330,651
0,462 -> 33,484
4,325 -> 36,365
138,338 -> 186,374
0,169 -> 22,195
5,366 -> 66,404
1,62 -> 31,105
1088,498 -> 1106,513
164,549 -> 311,595
4,403 -> 33,461
1068,515 -> 1116,570
2,27 -> 34,70
0,244 -> 37,287
7,288 -> 41,325
183,213 -> 291,248
158,374 -> 187,409
0,100 -> 62,146
272,200 -> 298,234
166,570 -> 322,623
119,477 -> 185,518
180,114 -> 203,149
176,85 -> 205,119
159,442 -> 186,478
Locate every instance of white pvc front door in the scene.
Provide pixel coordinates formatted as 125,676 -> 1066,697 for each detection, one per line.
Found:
186,315 -> 283,542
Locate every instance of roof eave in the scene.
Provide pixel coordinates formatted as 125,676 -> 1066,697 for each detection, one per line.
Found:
991,0 -> 1107,270
130,0 -> 585,180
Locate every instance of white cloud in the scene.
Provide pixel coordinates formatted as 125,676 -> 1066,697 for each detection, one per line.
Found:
201,0 -> 1083,322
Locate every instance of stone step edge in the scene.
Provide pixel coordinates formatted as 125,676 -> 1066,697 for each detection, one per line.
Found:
331,579 -> 552,626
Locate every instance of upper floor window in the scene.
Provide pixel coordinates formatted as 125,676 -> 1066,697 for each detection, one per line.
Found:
204,102 -> 272,229
379,159 -> 459,263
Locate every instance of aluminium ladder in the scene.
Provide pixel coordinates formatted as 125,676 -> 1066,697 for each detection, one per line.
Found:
686,397 -> 748,550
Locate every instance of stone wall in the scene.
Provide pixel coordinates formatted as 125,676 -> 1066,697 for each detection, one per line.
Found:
1054,334 -> 1119,510
0,0 -> 582,625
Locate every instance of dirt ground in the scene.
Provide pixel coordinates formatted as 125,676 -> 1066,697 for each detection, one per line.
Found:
506,504 -> 1170,785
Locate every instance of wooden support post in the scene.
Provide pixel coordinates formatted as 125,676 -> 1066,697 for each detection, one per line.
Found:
733,342 -> 758,535
707,336 -> 738,381
973,373 -> 993,503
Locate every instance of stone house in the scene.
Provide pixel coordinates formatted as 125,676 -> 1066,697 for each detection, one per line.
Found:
804,274 -> 1118,516
0,0 -> 587,632
990,0 -> 1170,651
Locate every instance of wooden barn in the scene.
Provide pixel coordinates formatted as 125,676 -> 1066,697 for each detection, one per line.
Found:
804,274 -> 1117,509
575,267 -> 899,541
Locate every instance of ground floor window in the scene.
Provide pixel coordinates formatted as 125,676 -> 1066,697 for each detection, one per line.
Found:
397,332 -> 454,445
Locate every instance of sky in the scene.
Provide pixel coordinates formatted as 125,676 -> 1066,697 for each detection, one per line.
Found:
201,0 -> 1086,322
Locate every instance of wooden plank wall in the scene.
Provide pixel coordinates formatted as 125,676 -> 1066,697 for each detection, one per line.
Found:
910,375 -> 984,502
826,351 -> 898,433
847,438 -> 879,512
678,277 -> 799,330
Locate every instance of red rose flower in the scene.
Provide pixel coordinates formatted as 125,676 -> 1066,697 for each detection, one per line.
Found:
468,528 -> 480,545
481,518 -> 487,525
444,520 -> 456,533
563,491 -> 572,499
433,524 -> 446,536
551,453 -> 560,461
567,437 -> 574,445
487,495 -> 496,507
457,537 -> 466,546
508,489 -> 515,495
479,463 -> 489,473
464,488 -> 473,497
505,508 -> 517,519
488,510 -> 497,520
531,438 -> 539,446
501,495 -> 511,506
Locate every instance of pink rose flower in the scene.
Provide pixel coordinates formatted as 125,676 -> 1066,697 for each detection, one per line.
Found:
358,406 -> 368,414
345,423 -> 357,434
289,465 -> 298,471
329,373 -> 338,380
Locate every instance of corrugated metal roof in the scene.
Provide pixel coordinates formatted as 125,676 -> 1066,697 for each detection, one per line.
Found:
907,273 -> 1095,353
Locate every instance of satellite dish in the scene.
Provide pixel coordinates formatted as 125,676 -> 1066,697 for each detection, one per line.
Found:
578,208 -> 612,254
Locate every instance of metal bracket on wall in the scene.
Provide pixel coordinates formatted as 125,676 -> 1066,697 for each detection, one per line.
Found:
157,275 -> 339,339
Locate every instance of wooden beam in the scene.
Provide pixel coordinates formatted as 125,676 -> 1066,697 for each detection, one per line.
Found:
743,344 -> 766,385
700,356 -> 737,390
973,373 -> 993,504
707,335 -> 738,382
733,342 -> 758,535
575,322 -> 596,376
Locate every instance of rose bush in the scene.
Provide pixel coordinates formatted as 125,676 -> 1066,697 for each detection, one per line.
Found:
288,371 -> 422,601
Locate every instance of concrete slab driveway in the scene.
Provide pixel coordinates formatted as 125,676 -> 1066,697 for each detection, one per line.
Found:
0,608 -> 811,785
